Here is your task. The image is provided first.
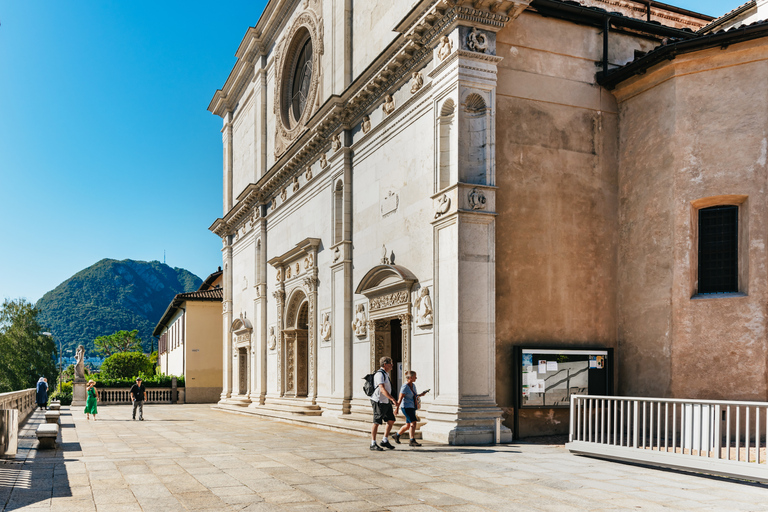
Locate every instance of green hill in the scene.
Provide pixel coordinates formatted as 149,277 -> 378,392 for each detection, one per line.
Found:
36,259 -> 202,356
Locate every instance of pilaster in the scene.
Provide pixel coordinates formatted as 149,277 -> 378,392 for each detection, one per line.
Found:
219,237 -> 233,403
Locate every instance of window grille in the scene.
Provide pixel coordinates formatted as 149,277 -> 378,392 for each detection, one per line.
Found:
698,205 -> 738,293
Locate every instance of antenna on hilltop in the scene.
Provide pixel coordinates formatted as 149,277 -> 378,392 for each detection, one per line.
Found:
164,250 -> 166,265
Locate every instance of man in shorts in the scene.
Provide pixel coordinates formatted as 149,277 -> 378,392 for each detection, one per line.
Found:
370,356 -> 397,451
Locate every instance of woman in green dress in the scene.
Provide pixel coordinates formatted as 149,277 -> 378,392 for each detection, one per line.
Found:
84,380 -> 99,420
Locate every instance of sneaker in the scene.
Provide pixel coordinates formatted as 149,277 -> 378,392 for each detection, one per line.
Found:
370,443 -> 384,451
409,439 -> 422,447
392,433 -> 401,444
380,440 -> 396,450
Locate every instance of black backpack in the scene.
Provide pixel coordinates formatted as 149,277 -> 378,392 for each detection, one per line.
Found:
363,369 -> 386,396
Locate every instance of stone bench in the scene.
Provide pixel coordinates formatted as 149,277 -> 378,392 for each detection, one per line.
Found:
48,403 -> 60,411
44,411 -> 60,424
36,424 -> 58,449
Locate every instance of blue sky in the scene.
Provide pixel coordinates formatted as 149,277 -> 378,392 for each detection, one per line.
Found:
0,0 -> 748,303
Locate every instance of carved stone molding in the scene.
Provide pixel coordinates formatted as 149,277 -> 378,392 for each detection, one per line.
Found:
435,194 -> 451,218
466,27 -> 489,53
292,176 -> 300,192
305,167 -> 313,181
468,187 -> 487,210
370,291 -> 410,312
320,153 -> 328,169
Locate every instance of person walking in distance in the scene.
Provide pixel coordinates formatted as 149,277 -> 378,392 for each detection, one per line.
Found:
394,370 -> 428,447
370,356 -> 397,451
84,380 -> 99,420
130,377 -> 146,421
36,377 -> 48,410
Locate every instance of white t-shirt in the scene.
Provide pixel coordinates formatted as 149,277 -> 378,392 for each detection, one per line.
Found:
371,368 -> 391,404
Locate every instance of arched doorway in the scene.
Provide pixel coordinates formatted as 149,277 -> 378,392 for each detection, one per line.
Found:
355,264 -> 417,392
283,290 -> 309,398
230,315 -> 253,404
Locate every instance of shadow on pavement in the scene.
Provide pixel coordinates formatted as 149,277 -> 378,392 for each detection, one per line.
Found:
0,409 -> 75,512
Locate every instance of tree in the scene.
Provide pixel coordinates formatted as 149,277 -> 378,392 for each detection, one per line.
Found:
93,329 -> 142,357
0,299 -> 57,393
100,352 -> 153,380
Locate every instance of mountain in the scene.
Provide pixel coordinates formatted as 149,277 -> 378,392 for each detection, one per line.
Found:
36,259 -> 202,356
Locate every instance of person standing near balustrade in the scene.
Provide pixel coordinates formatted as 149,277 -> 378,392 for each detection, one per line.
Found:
129,377 -> 146,421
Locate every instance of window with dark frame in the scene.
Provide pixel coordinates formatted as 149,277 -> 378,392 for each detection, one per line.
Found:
698,205 -> 738,294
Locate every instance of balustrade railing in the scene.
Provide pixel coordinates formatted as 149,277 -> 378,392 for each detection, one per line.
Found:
567,395 -> 768,483
0,389 -> 37,421
97,388 -> 182,404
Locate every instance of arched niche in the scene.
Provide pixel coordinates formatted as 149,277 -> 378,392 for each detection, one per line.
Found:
230,315 -> 253,398
355,264 -> 417,377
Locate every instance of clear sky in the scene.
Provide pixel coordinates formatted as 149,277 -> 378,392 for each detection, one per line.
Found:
0,0 -> 749,304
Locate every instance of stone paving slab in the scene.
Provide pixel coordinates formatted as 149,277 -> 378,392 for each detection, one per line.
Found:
1,404 -> 767,511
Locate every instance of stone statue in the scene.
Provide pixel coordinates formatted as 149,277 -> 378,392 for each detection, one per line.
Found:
383,95 -> 395,116
352,304 -> 368,337
320,313 -> 332,341
331,134 -> 341,152
320,153 -> 328,169
410,72 -> 423,94
268,327 -> 277,350
362,115 -> 371,134
435,193 -> 451,218
381,244 -> 390,265
437,36 -> 452,61
293,176 -> 300,192
74,345 -> 86,380
414,288 -> 434,327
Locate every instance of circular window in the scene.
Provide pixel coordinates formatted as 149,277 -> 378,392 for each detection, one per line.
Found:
291,38 -> 313,123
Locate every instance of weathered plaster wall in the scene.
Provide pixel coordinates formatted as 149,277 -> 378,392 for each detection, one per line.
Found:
185,301 -> 224,403
615,40 -> 768,401
494,13 -> 642,433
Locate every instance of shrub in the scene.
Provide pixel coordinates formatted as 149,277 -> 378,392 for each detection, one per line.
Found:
100,352 -> 153,380
49,384 -> 72,406
94,374 -> 184,388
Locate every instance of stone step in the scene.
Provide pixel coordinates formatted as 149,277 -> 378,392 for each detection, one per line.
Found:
213,404 -> 423,439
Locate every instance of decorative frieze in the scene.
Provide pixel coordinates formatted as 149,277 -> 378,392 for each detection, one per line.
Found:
370,291 -> 410,312
352,304 -> 368,337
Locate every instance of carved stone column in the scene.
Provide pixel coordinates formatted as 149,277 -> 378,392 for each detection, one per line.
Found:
219,238 -> 233,403
303,275 -> 319,401
398,313 -> 412,374
272,288 -> 285,396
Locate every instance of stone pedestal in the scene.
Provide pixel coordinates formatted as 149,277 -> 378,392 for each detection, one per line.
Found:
71,379 -> 87,407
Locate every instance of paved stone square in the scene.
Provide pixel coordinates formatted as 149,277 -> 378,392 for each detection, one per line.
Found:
1,405 -> 766,511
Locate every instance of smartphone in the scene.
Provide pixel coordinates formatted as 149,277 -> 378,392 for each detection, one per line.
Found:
421,388 -> 431,394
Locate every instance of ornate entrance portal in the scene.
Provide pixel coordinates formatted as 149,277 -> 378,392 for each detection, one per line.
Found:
283,297 -> 309,397
356,264 -> 416,386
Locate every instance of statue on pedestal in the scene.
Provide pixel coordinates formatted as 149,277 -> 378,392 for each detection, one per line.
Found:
74,345 -> 86,381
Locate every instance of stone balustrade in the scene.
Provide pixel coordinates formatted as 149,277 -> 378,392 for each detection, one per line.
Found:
97,387 -> 184,405
0,388 -> 37,422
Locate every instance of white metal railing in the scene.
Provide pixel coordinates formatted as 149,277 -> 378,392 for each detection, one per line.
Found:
97,387 -> 181,404
0,389 -> 37,421
566,395 -> 768,483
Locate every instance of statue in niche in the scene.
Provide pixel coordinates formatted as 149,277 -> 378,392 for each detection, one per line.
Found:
414,288 -> 433,327
268,327 -> 276,350
352,304 -> 368,337
466,27 -> 489,53
434,193 -> 451,218
437,36 -> 452,61
383,94 -> 395,116
320,153 -> 328,169
320,313 -> 332,341
362,115 -> 371,134
410,72 -> 423,94
331,134 -> 341,152
74,345 -> 86,380
292,176 -> 300,192
468,187 -> 487,210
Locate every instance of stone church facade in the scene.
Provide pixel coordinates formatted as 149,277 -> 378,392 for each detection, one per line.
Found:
209,0 -> 768,442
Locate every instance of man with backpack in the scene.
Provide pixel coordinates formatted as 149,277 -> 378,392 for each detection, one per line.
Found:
368,356 -> 397,451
